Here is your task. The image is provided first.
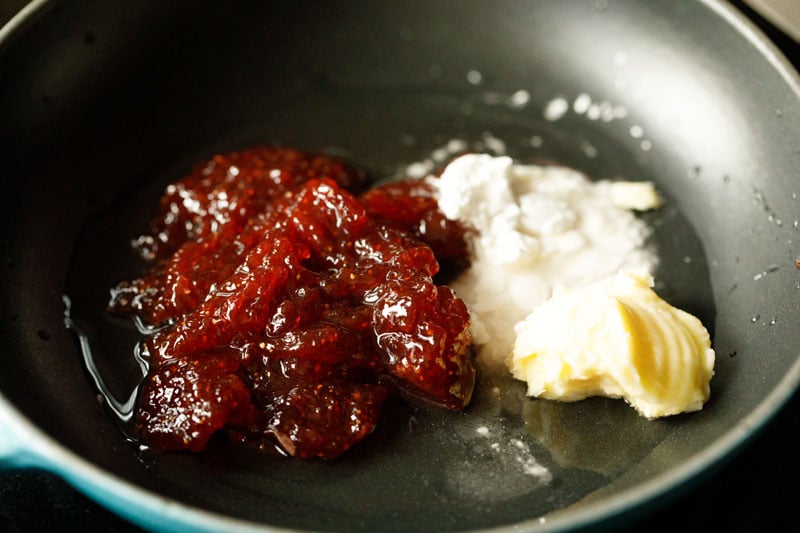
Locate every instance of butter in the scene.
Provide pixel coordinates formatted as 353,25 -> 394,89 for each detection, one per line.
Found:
509,268 -> 715,418
608,181 -> 662,211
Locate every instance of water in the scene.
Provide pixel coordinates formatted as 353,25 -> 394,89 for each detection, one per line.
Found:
62,294 -> 146,422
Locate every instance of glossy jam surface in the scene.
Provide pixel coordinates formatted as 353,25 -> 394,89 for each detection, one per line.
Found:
109,146 -> 475,459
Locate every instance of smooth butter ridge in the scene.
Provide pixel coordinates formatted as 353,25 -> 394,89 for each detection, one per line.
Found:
509,268 -> 715,418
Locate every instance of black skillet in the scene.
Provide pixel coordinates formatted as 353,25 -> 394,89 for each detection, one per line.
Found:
1,1 -> 799,531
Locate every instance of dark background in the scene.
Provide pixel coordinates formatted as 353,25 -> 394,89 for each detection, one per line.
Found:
0,1 -> 798,531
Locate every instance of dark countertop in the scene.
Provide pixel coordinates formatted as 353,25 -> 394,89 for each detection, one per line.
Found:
1,1 -> 798,532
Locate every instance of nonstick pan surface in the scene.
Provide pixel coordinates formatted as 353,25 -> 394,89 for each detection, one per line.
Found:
1,1 -> 799,532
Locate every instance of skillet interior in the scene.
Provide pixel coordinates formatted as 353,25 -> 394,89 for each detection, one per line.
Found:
1,1 -> 799,531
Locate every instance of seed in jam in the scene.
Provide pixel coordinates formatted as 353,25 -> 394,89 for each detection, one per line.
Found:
108,146 -> 476,460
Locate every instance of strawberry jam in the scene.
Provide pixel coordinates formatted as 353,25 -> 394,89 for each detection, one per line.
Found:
109,146 -> 475,459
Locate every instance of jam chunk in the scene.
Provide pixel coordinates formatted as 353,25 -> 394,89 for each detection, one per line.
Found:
360,179 -> 472,262
109,146 -> 475,459
132,146 -> 367,261
138,349 -> 257,452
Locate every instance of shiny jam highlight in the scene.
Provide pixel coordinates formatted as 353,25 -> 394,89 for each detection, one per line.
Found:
104,146 -> 476,460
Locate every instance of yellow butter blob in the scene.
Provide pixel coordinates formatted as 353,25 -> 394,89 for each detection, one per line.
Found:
509,269 -> 715,419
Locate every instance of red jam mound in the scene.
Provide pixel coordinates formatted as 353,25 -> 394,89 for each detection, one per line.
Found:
131,146 -> 368,262
109,146 -> 475,459
359,179 -> 473,263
